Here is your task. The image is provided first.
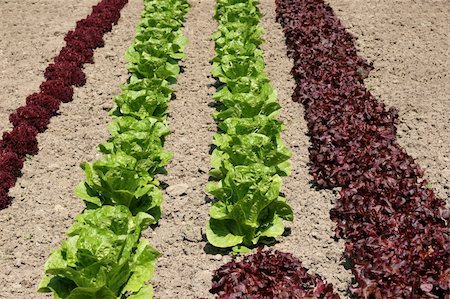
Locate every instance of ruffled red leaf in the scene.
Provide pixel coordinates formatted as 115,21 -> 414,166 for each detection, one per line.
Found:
276,0 -> 450,297
54,46 -> 93,66
0,191 -> 10,209
76,15 -> 113,33
0,171 -> 17,191
61,40 -> 94,61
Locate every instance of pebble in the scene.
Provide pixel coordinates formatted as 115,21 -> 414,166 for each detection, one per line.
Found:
212,254 -> 222,261
182,227 -> 201,242
13,259 -> 22,267
48,163 -> 60,171
54,204 -> 65,211
166,183 -> 189,196
191,270 -> 211,285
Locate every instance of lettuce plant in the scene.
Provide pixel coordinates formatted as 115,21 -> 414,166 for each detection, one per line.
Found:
55,47 -> 94,66
0,148 -> 23,174
44,62 -> 87,87
0,124 -> 39,157
73,0 -> 189,218
111,78 -> 173,120
38,206 -> 159,299
25,93 -> 61,114
39,79 -> 74,103
9,105 -> 51,133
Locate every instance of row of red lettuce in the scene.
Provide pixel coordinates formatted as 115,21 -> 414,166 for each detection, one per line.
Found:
0,0 -> 129,208
276,0 -> 449,297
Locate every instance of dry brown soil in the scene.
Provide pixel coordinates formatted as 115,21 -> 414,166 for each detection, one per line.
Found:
0,0 -> 448,298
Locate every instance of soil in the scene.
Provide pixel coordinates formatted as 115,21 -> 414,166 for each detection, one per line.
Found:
0,0 -> 448,298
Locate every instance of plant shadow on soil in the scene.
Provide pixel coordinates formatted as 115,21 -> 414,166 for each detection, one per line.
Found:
209,80 -> 222,89
160,181 -> 170,190
207,101 -> 219,108
208,143 -> 216,155
202,238 -> 287,256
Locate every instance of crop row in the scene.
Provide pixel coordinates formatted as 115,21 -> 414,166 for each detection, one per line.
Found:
276,0 -> 449,297
38,0 -> 189,298
206,0 -> 339,298
0,0 -> 129,209
205,0 -> 294,253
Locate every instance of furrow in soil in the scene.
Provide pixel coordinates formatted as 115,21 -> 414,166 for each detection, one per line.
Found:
145,1 -> 230,298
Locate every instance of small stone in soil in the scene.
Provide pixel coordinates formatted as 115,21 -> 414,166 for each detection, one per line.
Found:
166,183 -> 189,196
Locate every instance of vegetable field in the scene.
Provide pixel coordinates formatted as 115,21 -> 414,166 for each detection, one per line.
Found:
0,0 -> 448,298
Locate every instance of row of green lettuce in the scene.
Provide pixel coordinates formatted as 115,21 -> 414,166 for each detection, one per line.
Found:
38,0 -> 189,298
206,0 -> 294,253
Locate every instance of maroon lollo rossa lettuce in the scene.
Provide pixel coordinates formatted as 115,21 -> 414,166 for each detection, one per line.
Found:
0,188 -> 9,208
44,61 -> 86,87
0,149 -> 21,205
10,105 -> 52,133
26,93 -> 61,114
210,250 -> 340,299
76,15 -> 114,33
65,27 -> 105,49
0,171 -> 17,192
0,124 -> 39,157
39,79 -> 74,103
0,0 -> 129,209
54,46 -> 94,66
92,2 -> 124,23
60,41 -> 95,62
0,149 -> 23,175
276,0 -> 449,297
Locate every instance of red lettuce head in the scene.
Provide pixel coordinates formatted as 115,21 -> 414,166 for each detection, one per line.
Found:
0,191 -> 10,209
76,15 -> 113,33
0,171 -> 16,191
39,79 -> 74,103
61,40 -> 94,61
26,93 -> 60,114
54,46 -> 93,66
65,27 -> 104,49
10,105 -> 51,133
93,10 -> 121,25
44,62 -> 86,87
92,3 -> 122,24
0,124 -> 39,157
0,148 -> 23,175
